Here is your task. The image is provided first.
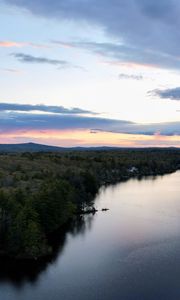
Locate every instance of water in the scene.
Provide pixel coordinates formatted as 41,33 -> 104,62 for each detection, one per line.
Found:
1,171 -> 180,300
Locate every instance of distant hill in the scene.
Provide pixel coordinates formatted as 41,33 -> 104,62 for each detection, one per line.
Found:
0,143 -> 123,153
0,142 -> 117,153
0,142 -> 179,153
0,142 -> 64,153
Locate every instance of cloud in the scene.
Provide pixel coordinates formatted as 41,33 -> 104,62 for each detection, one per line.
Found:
52,41 -> 77,49
150,87 -> 180,101
0,41 -> 49,48
10,53 -> 84,70
11,53 -> 69,67
0,68 -> 22,74
4,0 -> 180,70
0,41 -> 24,47
53,40 -> 166,69
0,103 -> 97,115
119,73 -> 143,80
0,109 -> 179,136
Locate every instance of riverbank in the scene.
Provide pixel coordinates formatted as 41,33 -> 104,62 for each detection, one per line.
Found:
0,149 -> 179,259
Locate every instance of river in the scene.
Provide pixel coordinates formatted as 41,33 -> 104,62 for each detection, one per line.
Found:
1,171 -> 180,300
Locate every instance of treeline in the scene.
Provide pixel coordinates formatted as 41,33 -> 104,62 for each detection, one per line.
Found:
0,148 -> 179,259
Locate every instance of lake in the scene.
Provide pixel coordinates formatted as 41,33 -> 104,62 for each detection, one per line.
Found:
1,171 -> 180,300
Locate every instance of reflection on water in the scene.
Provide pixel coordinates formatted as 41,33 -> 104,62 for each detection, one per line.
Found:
0,171 -> 180,300
0,215 -> 94,287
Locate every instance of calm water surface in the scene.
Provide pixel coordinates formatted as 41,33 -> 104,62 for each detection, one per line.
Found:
1,171 -> 180,300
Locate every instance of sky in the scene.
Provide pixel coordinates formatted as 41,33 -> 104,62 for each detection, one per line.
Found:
0,0 -> 180,147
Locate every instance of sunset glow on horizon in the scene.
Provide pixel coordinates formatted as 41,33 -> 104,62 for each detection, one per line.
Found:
0,128 -> 179,148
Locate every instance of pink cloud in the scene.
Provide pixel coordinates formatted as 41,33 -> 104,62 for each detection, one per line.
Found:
0,41 -> 49,48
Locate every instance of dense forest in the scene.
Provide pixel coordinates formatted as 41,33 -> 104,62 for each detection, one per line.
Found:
0,148 -> 180,259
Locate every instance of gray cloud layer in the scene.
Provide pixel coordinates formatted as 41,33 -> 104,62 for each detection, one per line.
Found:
4,0 -> 180,69
0,103 -> 96,114
55,40 -> 180,70
119,73 -> 143,80
151,87 -> 180,101
0,109 -> 179,136
11,53 -> 70,68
